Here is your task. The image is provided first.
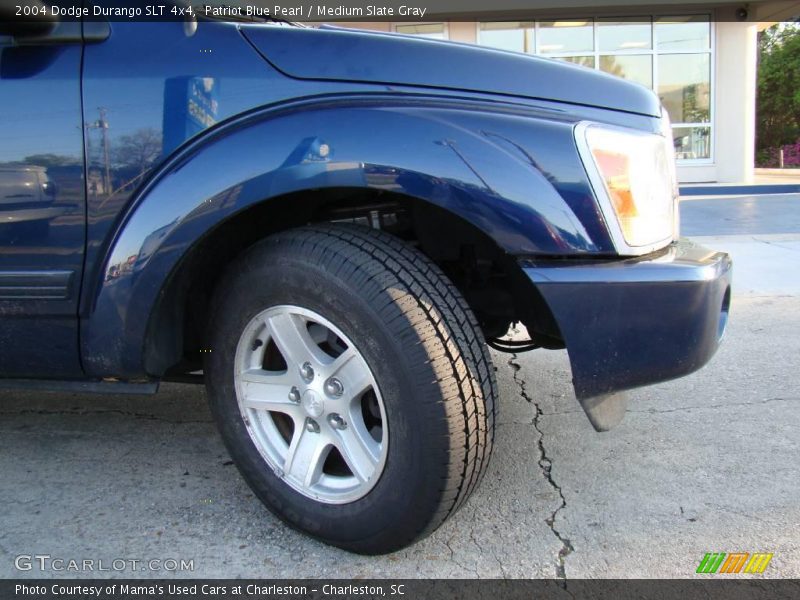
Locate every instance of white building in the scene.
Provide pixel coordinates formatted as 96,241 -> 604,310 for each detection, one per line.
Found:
337,1 -> 800,183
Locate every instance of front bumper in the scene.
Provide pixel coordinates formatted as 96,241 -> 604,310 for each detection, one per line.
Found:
522,239 -> 732,422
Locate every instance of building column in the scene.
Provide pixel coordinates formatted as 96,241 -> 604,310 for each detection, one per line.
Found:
447,22 -> 477,44
714,20 -> 758,183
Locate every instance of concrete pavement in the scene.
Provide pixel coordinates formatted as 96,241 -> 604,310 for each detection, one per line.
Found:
681,194 -> 800,296
0,194 -> 798,580
755,169 -> 800,185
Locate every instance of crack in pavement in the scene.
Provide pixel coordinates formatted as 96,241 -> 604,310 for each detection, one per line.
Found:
443,535 -> 479,578
0,408 -> 212,424
509,355 -> 574,585
626,396 -> 795,415
541,396 -> 795,416
469,525 -> 506,577
756,237 -> 800,253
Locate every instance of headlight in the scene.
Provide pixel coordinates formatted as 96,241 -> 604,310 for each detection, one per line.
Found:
576,118 -> 679,252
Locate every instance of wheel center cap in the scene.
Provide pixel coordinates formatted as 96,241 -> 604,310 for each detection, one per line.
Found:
301,389 -> 324,418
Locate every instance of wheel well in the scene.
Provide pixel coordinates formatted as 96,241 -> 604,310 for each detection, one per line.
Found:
144,188 -> 563,379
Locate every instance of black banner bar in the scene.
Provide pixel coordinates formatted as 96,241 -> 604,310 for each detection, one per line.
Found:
4,580 -> 800,600
2,0 -> 797,23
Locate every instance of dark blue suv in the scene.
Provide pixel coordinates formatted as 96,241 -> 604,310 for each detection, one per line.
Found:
0,4 -> 731,554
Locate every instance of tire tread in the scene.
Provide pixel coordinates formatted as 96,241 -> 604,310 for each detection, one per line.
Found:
273,224 -> 498,537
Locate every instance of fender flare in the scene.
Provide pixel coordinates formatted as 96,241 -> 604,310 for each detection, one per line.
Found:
81,97 -> 606,378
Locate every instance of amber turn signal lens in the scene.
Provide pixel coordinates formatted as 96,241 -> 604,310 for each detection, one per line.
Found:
591,149 -> 637,220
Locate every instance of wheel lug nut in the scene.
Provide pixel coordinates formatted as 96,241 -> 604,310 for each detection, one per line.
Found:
327,413 -> 347,430
305,418 -> 320,433
300,362 -> 314,381
324,378 -> 344,397
288,386 -> 300,403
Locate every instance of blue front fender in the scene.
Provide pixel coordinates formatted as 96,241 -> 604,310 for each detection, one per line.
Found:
82,97 -> 612,378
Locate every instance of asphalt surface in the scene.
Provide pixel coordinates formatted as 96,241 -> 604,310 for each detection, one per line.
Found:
1,194 -> 798,580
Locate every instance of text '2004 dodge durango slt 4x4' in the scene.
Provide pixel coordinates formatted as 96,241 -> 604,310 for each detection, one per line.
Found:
0,3 -> 732,554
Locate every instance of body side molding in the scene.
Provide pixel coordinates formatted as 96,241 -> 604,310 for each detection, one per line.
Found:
0,270 -> 74,300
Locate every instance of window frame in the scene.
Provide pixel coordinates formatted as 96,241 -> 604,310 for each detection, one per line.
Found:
475,14 -> 716,165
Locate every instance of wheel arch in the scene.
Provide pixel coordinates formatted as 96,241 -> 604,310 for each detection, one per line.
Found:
81,101 -> 580,379
143,188 -> 563,380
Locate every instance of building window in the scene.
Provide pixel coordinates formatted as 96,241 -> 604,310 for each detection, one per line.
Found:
538,20 -> 594,54
478,22 -> 533,53
655,17 -> 712,160
477,15 -> 713,162
394,23 -> 447,39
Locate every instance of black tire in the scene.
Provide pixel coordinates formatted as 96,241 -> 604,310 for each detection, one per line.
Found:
205,224 -> 497,554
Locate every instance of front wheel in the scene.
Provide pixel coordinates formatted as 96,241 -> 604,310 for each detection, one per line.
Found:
205,224 -> 497,554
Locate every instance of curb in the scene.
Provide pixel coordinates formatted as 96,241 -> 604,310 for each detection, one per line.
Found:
680,184 -> 800,196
